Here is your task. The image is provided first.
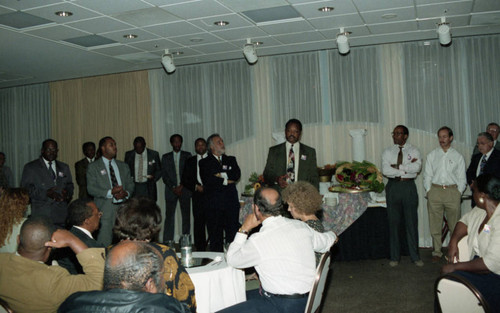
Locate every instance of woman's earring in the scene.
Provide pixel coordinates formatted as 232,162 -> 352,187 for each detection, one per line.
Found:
479,197 -> 485,204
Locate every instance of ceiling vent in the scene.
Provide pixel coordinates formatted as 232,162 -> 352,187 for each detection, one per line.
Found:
242,5 -> 303,25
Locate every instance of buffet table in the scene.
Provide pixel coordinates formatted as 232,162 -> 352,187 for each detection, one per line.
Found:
183,252 -> 246,313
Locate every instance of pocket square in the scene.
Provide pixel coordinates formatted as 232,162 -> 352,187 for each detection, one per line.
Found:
301,154 -> 307,160
100,169 -> 107,175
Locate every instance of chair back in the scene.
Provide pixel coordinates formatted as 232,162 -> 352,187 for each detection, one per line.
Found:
304,251 -> 331,313
0,298 -> 14,313
435,273 -> 490,313
457,235 -> 470,262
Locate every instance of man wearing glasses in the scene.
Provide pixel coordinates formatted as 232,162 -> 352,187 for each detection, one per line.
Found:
472,122 -> 500,155
382,125 -> 423,267
21,139 -> 74,228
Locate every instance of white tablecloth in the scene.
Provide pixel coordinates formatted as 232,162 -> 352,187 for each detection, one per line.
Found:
185,251 -> 246,313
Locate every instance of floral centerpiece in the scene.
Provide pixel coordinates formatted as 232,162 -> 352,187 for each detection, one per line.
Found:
333,160 -> 384,193
243,172 -> 265,195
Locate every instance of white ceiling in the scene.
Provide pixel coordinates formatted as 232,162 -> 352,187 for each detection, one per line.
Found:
1,0 -> 499,89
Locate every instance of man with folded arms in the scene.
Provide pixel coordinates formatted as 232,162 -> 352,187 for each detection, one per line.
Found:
0,216 -> 104,313
423,126 -> 466,263
218,187 -> 336,313
59,241 -> 188,313
382,125 -> 423,267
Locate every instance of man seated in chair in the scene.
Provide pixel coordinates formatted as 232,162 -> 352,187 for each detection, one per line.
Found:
218,187 -> 337,313
0,216 -> 104,313
59,241 -> 188,313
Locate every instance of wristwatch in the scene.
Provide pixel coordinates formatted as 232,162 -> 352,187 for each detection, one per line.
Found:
238,227 -> 249,235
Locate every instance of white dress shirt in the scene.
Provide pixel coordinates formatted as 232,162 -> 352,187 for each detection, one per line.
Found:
285,141 -> 300,181
423,147 -> 467,193
382,143 -> 422,179
101,158 -> 126,202
73,226 -> 94,239
196,153 -> 208,185
226,216 -> 336,295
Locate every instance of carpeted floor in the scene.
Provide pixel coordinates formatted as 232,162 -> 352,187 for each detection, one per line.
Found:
321,248 -> 445,313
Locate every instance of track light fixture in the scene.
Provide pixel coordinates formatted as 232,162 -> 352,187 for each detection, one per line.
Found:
161,49 -> 176,74
336,27 -> 351,55
437,17 -> 451,46
243,38 -> 258,64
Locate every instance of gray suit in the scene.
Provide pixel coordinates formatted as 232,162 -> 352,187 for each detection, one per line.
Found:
161,150 -> 192,242
86,157 -> 134,246
20,157 -> 74,226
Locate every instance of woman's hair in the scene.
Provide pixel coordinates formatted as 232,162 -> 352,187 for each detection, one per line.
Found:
113,197 -> 162,241
282,181 -> 323,215
0,188 -> 29,247
475,174 -> 500,201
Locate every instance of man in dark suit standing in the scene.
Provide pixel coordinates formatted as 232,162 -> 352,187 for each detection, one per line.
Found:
182,138 -> 208,251
54,199 -> 104,274
263,119 -> 319,191
74,142 -> 95,199
86,136 -> 134,246
200,134 -> 241,252
20,139 -> 74,227
472,123 -> 500,155
161,134 -> 192,243
466,132 -> 500,206
124,136 -> 162,201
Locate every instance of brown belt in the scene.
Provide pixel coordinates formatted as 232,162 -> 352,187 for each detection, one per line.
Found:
390,177 -> 414,182
432,184 -> 457,189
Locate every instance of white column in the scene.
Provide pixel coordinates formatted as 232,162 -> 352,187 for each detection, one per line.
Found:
349,129 -> 367,162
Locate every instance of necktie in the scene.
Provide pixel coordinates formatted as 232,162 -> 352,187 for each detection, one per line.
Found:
218,156 -> 222,164
479,155 -> 487,175
396,147 -> 403,167
138,153 -> 144,183
109,161 -> 118,187
175,155 -> 180,185
287,145 -> 295,183
48,161 -> 56,180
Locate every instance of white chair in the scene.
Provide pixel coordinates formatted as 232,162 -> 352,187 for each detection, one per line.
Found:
0,298 -> 13,313
435,273 -> 490,313
304,251 -> 331,313
456,235 -> 470,262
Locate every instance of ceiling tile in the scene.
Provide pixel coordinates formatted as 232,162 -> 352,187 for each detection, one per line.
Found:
308,13 -> 365,30
128,38 -> 182,51
417,1 -> 473,19
470,12 -> 500,25
189,13 -> 252,31
473,0 -> 500,12
319,25 -> 371,39
368,20 -> 418,34
26,25 -> 89,40
189,41 -> 240,54
92,45 -> 142,56
352,0 -> 414,11
213,26 -> 268,41
144,21 -> 204,37
113,7 -> 180,27
168,32 -> 224,46
242,5 -> 302,23
361,7 -> 416,24
274,30 -> 327,44
25,3 -> 100,23
67,17 -> 133,34
161,0 -> 232,20
230,36 -> 283,47
258,20 -> 314,35
0,7 -> 15,15
114,51 -> 159,62
0,0 -> 62,11
100,28 -> 160,43
293,0 -> 358,18
451,24 -> 500,36
64,34 -> 117,47
0,11 -> 53,29
72,0 -> 153,15
217,0 -> 287,12
418,15 -> 470,30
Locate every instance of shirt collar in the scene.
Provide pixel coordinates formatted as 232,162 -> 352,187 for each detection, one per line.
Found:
73,226 -> 94,239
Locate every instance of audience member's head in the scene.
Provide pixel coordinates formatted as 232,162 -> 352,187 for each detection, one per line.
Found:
473,174 -> 500,204
170,134 -> 183,152
97,136 -> 117,160
285,119 -> 302,144
113,197 -> 162,242
253,187 -> 283,217
486,122 -> 500,141
194,137 -> 207,155
392,125 -> 409,146
133,136 -> 146,154
66,199 -> 101,233
206,134 -> 225,156
476,132 -> 494,155
18,216 -> 56,261
41,139 -> 58,162
82,142 -> 96,159
104,241 -> 164,293
0,188 -> 29,248
282,181 -> 322,219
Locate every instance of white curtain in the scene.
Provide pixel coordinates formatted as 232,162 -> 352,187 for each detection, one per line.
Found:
0,84 -> 51,187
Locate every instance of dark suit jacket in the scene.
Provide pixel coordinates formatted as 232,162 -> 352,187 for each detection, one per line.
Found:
263,142 -> 319,190
75,158 -> 91,199
124,148 -> 162,201
20,157 -> 74,225
466,149 -> 500,185
161,150 -> 191,201
181,155 -> 202,193
54,226 -> 103,274
199,154 -> 240,209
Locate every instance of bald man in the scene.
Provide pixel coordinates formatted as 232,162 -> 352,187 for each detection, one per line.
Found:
0,216 -> 104,313
59,241 -> 188,313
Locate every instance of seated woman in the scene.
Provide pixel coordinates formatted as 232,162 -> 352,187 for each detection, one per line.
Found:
113,197 -> 196,313
442,174 -> 500,312
0,188 -> 29,253
282,181 -> 326,265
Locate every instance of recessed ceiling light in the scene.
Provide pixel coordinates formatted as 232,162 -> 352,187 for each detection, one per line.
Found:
318,7 -> 334,12
123,34 -> 138,39
381,13 -> 398,19
214,21 -> 229,26
190,38 -> 204,43
423,41 -> 431,46
172,51 -> 184,56
55,11 -> 73,17
254,41 -> 263,46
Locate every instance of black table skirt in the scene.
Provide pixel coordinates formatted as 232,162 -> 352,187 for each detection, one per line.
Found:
332,206 -> 409,261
